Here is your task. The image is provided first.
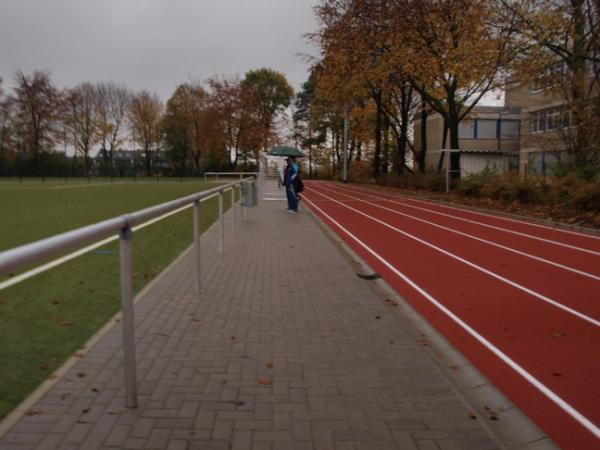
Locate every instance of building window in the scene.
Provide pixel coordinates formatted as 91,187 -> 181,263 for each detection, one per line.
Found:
530,106 -> 571,133
531,110 -> 546,133
477,119 -> 497,139
562,108 -> 571,128
500,120 -> 519,138
459,120 -> 475,139
585,57 -> 600,76
546,107 -> 562,130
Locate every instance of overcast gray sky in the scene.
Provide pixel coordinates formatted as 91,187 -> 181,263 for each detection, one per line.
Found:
0,0 -> 321,101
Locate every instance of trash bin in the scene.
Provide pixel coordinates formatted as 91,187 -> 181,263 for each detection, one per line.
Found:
242,181 -> 257,207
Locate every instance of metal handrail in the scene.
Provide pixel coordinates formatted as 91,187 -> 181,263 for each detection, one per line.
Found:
0,176 -> 257,409
203,171 -> 259,182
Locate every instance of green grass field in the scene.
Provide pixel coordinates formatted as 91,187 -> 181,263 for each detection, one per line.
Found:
0,178 -> 236,419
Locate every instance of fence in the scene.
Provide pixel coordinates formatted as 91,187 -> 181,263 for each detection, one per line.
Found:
203,172 -> 259,182
0,176 -> 258,409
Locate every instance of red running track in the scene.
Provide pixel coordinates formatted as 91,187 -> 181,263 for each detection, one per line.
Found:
302,181 -> 600,450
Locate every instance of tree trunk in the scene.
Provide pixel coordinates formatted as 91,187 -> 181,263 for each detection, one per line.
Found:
417,101 -> 428,173
448,116 -> 461,177
570,0 -> 589,170
373,91 -> 383,178
397,104 -> 409,175
355,141 -> 362,161
144,145 -> 152,176
382,115 -> 390,175
348,139 -> 356,166
330,129 -> 336,177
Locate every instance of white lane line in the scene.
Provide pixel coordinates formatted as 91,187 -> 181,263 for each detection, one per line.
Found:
0,193 -> 220,291
312,182 -> 600,256
317,184 -> 600,282
303,193 -> 600,441
324,181 -> 600,242
306,187 -> 600,328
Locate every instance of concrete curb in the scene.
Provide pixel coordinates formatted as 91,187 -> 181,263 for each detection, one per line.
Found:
304,204 -> 559,450
0,202 -> 233,438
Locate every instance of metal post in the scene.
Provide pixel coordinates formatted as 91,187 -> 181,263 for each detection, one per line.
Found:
193,200 -> 201,295
445,151 -> 450,194
343,104 -> 349,183
241,184 -> 245,221
219,191 -> 224,253
231,187 -> 236,233
119,225 -> 138,409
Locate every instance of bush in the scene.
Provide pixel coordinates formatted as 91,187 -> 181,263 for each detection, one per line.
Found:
549,173 -> 600,211
380,172 -> 446,191
348,160 -> 374,184
456,169 -> 494,197
480,172 -> 544,203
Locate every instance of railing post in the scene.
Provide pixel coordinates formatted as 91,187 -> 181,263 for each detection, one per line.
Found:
119,224 -> 138,409
231,187 -> 236,233
193,200 -> 201,294
219,191 -> 224,253
241,183 -> 245,221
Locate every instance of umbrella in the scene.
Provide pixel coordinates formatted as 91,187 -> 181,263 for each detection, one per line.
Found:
267,146 -> 305,158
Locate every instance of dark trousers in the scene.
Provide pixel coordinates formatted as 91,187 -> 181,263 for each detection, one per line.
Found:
286,185 -> 298,211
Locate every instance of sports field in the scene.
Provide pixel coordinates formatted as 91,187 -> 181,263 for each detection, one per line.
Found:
0,178 -> 234,419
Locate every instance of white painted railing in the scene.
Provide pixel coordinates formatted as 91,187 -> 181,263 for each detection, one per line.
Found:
0,177 -> 257,409
203,172 -> 259,182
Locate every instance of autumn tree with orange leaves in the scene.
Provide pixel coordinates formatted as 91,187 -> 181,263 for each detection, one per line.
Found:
312,0 -> 440,177
311,0 -> 517,177
207,75 -> 263,168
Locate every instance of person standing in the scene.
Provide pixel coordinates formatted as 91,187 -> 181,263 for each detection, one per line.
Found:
282,157 -> 299,213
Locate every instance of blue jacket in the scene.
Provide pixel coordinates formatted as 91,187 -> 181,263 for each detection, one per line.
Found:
283,164 -> 298,188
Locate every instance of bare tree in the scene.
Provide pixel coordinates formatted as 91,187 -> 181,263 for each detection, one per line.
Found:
95,82 -> 131,176
64,82 -> 99,176
128,90 -> 163,176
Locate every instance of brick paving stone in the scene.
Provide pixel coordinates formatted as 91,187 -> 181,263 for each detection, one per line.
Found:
0,181 -> 505,450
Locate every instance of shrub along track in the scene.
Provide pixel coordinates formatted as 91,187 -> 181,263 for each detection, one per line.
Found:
303,180 -> 600,450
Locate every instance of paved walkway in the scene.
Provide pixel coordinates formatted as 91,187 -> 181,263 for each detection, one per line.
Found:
0,181 -> 506,450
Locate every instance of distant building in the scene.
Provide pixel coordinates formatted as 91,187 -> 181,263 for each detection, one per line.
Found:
503,62 -> 582,176
413,105 -> 520,177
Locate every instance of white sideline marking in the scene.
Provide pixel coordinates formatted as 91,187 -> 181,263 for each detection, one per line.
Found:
303,194 -> 600,441
313,182 -> 600,256
49,182 -> 131,190
306,187 -> 600,328
318,184 -> 600,282
0,193 -> 220,291
328,182 -> 600,242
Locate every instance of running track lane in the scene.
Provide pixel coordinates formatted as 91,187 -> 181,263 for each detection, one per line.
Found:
302,181 -> 600,450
